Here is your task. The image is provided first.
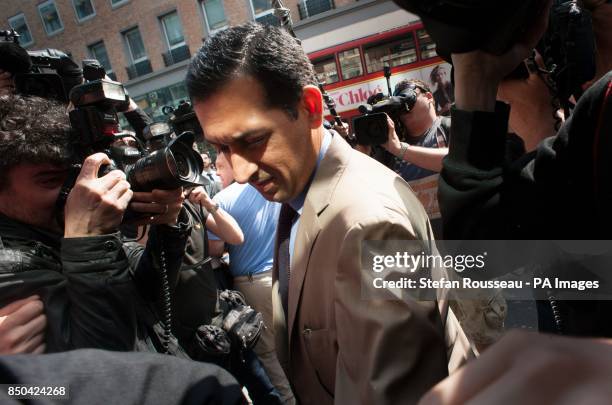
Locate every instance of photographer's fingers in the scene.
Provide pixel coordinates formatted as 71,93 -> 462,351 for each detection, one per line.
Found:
108,179 -> 133,209
77,153 -> 112,181
0,299 -> 44,331
0,295 -> 39,317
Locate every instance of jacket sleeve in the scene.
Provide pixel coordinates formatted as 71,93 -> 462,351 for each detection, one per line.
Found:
333,215 -> 448,404
55,233 -> 139,351
438,103 -> 513,239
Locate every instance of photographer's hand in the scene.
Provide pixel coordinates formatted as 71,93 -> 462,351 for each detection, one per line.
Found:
382,114 -> 402,156
0,295 -> 47,354
129,188 -> 184,226
64,153 -> 133,238
452,0 -> 552,112
0,70 -> 15,96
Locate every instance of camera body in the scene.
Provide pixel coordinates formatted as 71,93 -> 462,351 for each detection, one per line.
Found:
353,88 -> 418,146
164,100 -> 204,141
0,30 -> 83,103
68,60 -> 206,192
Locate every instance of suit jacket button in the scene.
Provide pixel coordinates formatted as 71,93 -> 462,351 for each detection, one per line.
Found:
104,240 -> 116,251
302,328 -> 312,337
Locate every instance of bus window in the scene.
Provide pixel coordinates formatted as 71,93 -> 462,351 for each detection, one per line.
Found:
417,29 -> 437,60
338,48 -> 363,80
363,35 -> 417,73
313,57 -> 339,85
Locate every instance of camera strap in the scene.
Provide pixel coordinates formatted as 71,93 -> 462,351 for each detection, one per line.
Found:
53,164 -> 82,230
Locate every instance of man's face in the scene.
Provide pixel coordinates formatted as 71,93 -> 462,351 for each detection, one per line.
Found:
214,151 -> 234,189
432,68 -> 447,84
399,90 -> 434,131
201,153 -> 211,169
193,75 -> 317,202
0,163 -> 67,233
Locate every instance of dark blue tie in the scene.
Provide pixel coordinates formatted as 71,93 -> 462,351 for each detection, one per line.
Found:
277,204 -> 297,317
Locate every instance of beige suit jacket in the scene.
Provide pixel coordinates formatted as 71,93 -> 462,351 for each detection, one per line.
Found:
272,134 -> 450,405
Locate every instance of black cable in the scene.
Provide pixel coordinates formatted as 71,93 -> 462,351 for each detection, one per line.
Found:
159,242 -> 172,354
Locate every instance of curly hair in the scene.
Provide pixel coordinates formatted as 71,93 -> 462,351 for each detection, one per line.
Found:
186,23 -> 319,119
0,94 -> 73,189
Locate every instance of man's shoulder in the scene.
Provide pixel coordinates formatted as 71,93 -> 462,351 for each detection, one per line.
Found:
323,149 -> 428,234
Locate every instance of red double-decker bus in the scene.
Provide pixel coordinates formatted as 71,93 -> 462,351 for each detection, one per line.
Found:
308,22 -> 451,123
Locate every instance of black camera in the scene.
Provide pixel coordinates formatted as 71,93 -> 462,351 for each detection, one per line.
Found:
0,29 -> 82,103
68,60 -> 206,192
164,100 -> 204,141
391,0 -> 545,62
353,88 -> 419,146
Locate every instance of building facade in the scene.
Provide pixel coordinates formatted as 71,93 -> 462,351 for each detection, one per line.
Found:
3,0 -> 415,122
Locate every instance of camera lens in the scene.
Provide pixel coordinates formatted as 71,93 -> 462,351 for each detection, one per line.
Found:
169,149 -> 191,178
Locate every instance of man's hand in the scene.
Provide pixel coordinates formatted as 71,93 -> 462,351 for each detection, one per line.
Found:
382,114 -> 402,156
0,70 -> 15,96
187,186 -> 215,212
333,121 -> 350,138
64,153 -> 133,238
129,188 -> 184,226
419,330 -> 612,405
451,0 -> 552,112
0,296 -> 47,354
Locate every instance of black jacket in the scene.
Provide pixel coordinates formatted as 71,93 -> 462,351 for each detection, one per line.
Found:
439,71 -> 612,336
0,213 -> 190,353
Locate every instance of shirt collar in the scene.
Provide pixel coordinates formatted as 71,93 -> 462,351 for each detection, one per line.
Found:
288,129 -> 332,214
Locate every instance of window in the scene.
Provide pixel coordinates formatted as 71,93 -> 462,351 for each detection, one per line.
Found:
88,41 -> 113,77
250,0 -> 276,24
364,35 -> 417,73
338,48 -> 363,80
298,0 -> 334,19
124,27 -> 147,63
161,12 -> 185,50
201,0 -> 228,32
124,27 -> 152,79
111,0 -> 130,7
38,0 -> 64,35
313,57 -> 339,85
8,14 -> 33,47
73,0 -> 95,22
417,29 -> 437,60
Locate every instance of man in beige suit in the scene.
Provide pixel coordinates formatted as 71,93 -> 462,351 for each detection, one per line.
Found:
187,23 -> 449,404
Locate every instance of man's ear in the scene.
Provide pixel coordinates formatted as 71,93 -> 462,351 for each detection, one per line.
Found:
301,85 -> 324,129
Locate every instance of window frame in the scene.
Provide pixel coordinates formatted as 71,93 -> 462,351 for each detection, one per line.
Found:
337,47 -> 364,81
123,27 -> 148,64
312,55 -> 340,85
249,0 -> 274,23
200,0 -> 228,34
38,0 -> 64,36
88,40 -> 114,76
160,11 -> 186,51
110,0 -> 130,9
72,0 -> 96,23
8,13 -> 34,47
362,33 -> 418,75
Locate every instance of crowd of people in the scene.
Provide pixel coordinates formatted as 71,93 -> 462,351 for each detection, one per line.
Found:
0,0 -> 611,404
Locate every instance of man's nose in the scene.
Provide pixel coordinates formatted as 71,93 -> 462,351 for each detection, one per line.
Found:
230,153 -> 258,184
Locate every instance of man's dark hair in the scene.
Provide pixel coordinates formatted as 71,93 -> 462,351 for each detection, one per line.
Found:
394,78 -> 431,95
186,23 -> 318,119
0,94 -> 73,189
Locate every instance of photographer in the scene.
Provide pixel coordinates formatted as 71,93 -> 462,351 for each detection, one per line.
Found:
382,79 -> 449,182
0,94 -> 190,353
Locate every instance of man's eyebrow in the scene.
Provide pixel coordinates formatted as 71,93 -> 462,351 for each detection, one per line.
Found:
214,129 -> 271,144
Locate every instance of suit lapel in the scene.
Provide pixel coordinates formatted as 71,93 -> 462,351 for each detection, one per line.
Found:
287,198 -> 321,343
286,134 -> 352,346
